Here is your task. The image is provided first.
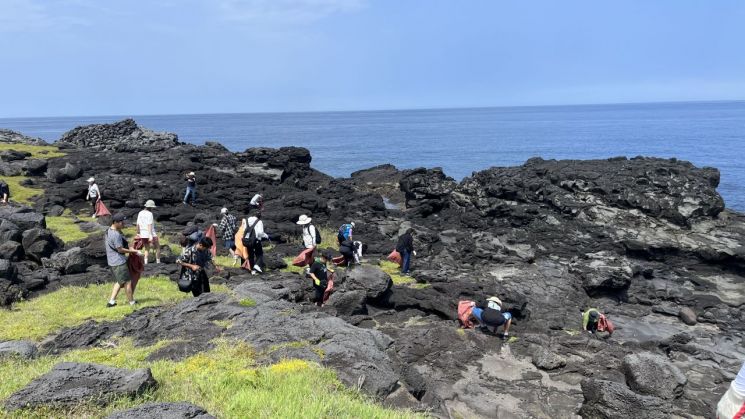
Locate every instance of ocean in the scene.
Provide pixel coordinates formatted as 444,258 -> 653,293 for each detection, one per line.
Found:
1,101 -> 744,212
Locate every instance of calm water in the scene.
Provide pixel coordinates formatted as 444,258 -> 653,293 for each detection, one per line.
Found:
2,101 -> 744,211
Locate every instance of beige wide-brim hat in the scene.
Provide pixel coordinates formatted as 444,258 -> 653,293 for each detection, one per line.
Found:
87,177 -> 95,183
486,296 -> 502,306
296,214 -> 312,225
144,200 -> 156,208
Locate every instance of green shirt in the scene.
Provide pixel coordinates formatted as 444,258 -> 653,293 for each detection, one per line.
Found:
582,308 -> 600,330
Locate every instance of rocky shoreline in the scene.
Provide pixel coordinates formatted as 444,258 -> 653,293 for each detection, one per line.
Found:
1,118 -> 744,418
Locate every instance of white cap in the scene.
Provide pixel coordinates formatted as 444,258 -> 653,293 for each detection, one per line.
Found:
221,207 -> 228,214
144,200 -> 156,208
296,214 -> 312,225
350,222 -> 356,228
188,172 -> 195,176
87,177 -> 95,182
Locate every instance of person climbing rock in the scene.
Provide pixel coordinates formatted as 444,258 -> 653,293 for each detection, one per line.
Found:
86,177 -> 101,217
250,193 -> 264,212
105,213 -> 141,307
338,238 -> 357,268
470,296 -> 512,338
136,200 -> 160,264
0,179 -> 9,204
241,210 -> 269,275
396,228 -> 416,275
183,171 -> 196,206
307,251 -> 331,307
176,236 -> 215,297
218,207 -> 238,265
582,308 -> 614,336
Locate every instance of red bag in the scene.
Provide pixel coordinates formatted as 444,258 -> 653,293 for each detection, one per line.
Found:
387,250 -> 402,266
292,248 -> 315,267
323,271 -> 336,303
332,255 -> 346,266
95,200 -> 111,217
205,225 -> 218,257
127,253 -> 144,291
458,300 -> 476,329
598,314 -> 615,334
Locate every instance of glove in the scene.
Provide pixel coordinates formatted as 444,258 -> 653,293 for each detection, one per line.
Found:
313,278 -> 321,286
588,330 -> 594,335
413,251 -> 417,256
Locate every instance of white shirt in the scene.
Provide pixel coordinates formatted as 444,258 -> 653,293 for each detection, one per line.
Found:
87,184 -> 100,199
301,224 -> 316,248
244,216 -> 269,240
136,209 -> 154,238
250,194 -> 262,206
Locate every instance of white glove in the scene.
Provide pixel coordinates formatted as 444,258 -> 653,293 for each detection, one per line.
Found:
212,223 -> 218,227
413,251 -> 417,256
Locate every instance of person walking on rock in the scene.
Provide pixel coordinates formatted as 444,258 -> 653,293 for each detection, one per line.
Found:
396,228 -> 416,276
86,177 -> 101,218
307,251 -> 331,307
470,296 -> 512,338
136,200 -> 160,264
242,210 -> 269,275
218,207 -> 238,265
176,236 -> 216,297
0,179 -> 9,205
582,308 -> 614,336
183,171 -> 197,206
105,213 -> 141,307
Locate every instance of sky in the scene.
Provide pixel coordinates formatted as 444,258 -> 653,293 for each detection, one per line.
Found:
1,0 -> 744,118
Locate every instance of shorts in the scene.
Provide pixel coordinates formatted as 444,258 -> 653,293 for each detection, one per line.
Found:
110,263 -> 131,285
224,239 -> 235,250
472,307 -> 511,324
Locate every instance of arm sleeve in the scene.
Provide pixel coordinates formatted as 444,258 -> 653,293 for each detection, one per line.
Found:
256,221 -> 268,239
582,311 -> 589,329
310,226 -> 317,244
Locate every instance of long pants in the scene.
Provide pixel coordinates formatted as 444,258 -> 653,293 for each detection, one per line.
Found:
184,187 -> 196,204
192,270 -> 211,297
313,284 -> 325,306
401,250 -> 411,273
91,199 -> 97,215
248,242 -> 264,271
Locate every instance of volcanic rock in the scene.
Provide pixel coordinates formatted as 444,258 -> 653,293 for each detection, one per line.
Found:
0,128 -> 47,145
579,379 -> 671,419
0,340 -> 38,359
107,402 -> 215,419
678,307 -> 697,325
621,352 -> 687,400
57,118 -> 180,152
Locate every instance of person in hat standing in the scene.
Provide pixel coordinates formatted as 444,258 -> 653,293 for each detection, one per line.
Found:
183,171 -> 197,206
105,213 -> 141,307
582,308 -> 612,336
470,296 -> 513,338
297,214 -> 317,250
86,177 -> 101,218
137,200 -> 160,264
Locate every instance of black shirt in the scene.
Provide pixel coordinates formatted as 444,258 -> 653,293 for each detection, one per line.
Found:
186,176 -> 196,188
476,300 -> 505,326
396,232 -> 414,253
308,260 -> 328,287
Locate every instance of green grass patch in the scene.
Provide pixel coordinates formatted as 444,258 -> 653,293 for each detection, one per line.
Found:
281,257 -> 305,274
0,143 -> 65,159
214,255 -> 238,268
379,260 -> 414,285
239,298 -> 257,308
45,215 -> 97,244
0,340 -> 420,418
0,275 -> 228,342
410,283 -> 430,289
1,176 -> 43,205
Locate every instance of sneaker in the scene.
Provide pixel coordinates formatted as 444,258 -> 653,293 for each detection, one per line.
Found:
251,270 -> 257,275
143,259 -> 148,265
253,264 -> 262,273
129,300 -> 137,306
155,259 -> 161,264
106,301 -> 117,308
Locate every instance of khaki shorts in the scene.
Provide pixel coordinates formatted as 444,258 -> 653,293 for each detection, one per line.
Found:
111,263 -> 130,285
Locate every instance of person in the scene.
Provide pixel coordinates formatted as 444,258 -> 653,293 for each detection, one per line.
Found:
0,180 -> 9,204
136,200 -> 160,264
86,177 -> 101,218
396,228 -> 416,275
241,211 -> 269,275
582,308 -> 613,336
338,238 -> 357,268
470,296 -> 512,338
717,360 -> 745,418
297,214 -> 317,251
176,236 -> 216,297
183,171 -> 196,206
179,225 -> 204,252
105,213 -> 141,307
307,251 -> 331,307
218,207 -> 238,264
250,193 -> 264,212
337,222 -> 355,244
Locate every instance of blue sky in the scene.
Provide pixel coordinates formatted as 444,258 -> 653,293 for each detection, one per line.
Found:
1,0 -> 744,117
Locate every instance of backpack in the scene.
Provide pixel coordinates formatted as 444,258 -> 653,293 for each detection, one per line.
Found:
314,225 -> 322,244
337,228 -> 346,244
242,218 -> 260,248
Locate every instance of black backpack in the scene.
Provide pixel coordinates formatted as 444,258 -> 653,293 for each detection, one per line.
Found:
313,225 -> 322,244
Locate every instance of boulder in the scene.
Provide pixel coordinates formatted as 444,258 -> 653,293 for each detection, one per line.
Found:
531,347 -> 567,371
678,307 -> 697,326
107,402 -> 215,419
0,259 -> 18,282
0,279 -> 27,306
621,353 -> 687,400
0,220 -> 22,242
0,340 -> 37,359
327,290 -> 368,317
48,162 -> 82,183
4,362 -> 156,411
21,159 -> 49,176
22,228 -> 59,262
0,150 -> 31,161
42,247 -> 88,274
0,241 -> 24,261
3,210 -> 46,230
579,379 -> 671,419
343,265 -> 393,300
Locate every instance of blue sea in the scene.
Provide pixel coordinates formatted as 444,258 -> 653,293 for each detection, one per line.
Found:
1,101 -> 744,212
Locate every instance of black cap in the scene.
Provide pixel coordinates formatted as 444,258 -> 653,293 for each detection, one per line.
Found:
112,213 -> 126,222
589,310 -> 599,319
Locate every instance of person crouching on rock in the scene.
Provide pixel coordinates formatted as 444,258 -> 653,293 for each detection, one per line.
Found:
137,200 -> 160,264
105,213 -> 142,307
582,308 -> 613,336
307,251 -> 331,307
183,171 -> 197,206
470,296 -> 513,339
86,177 -> 101,218
176,236 -> 216,297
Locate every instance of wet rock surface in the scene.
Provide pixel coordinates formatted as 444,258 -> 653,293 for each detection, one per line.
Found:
0,119 -> 744,417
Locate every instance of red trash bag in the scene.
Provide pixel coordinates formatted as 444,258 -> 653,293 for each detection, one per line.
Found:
387,250 -> 402,266
323,271 -> 336,304
332,255 -> 346,266
458,300 -> 476,329
95,200 -> 111,217
205,225 -> 218,257
598,315 -> 615,334
292,248 -> 315,267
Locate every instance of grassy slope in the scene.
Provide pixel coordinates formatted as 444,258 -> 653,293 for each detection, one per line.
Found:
0,144 -> 65,205
0,280 -> 420,418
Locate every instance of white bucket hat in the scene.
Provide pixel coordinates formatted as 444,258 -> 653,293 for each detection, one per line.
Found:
221,207 -> 228,214
296,214 -> 312,225
188,172 -> 195,176
87,177 -> 95,183
144,200 -> 156,208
